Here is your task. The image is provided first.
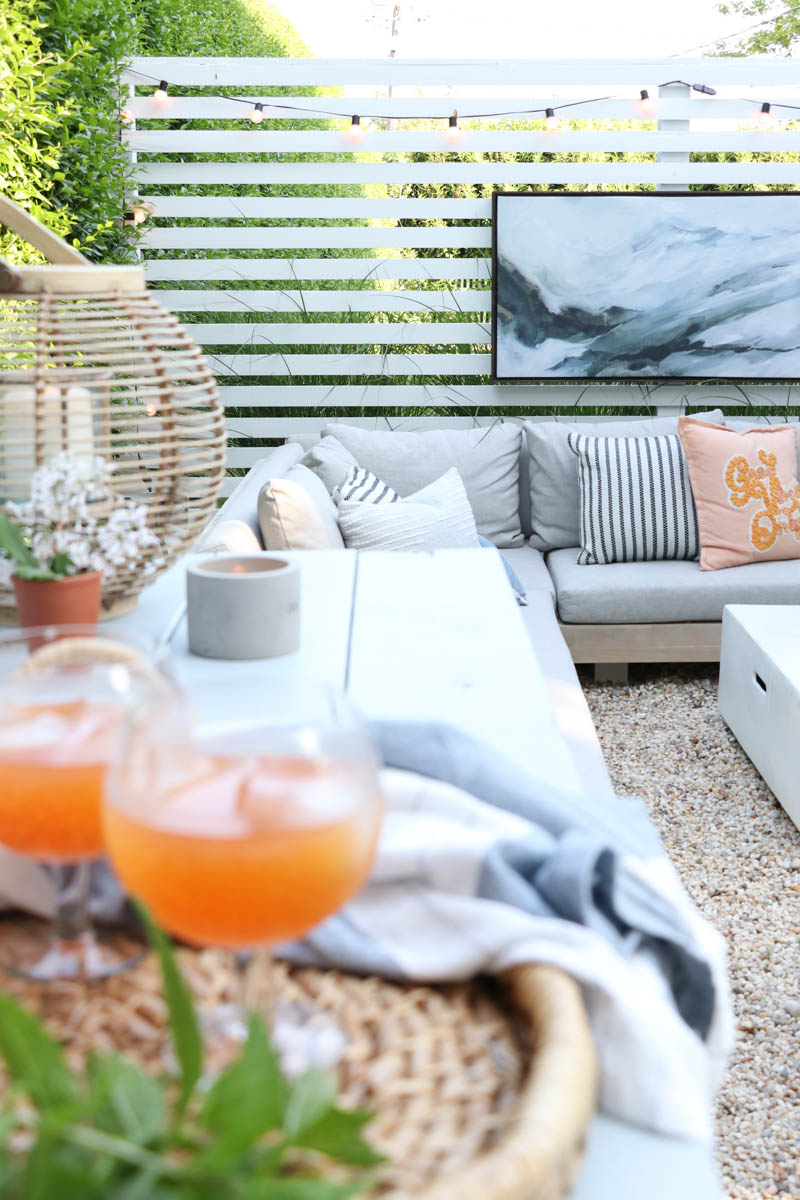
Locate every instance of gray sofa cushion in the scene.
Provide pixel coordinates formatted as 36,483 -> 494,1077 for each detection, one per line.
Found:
521,591 -> 613,797
497,546 -> 556,604
524,410 -> 724,554
322,422 -> 524,548
301,435 -> 359,494
548,547 -> 800,624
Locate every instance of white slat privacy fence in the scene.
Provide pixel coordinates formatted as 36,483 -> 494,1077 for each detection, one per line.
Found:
123,57 -> 800,491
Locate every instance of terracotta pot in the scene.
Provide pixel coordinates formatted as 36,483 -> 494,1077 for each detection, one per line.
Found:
12,570 -> 103,633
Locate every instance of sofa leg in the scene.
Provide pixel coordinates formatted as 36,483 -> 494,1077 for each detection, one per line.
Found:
594,662 -> 629,683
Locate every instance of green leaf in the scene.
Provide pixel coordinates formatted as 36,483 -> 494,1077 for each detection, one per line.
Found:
23,1123 -> 108,1200
0,992 -> 76,1110
7,563 -> 61,581
104,1167 -> 175,1200
140,908 -> 202,1118
240,1180 -> 367,1200
201,1014 -> 287,1154
0,513 -> 37,571
292,1108 -> 383,1167
282,1071 -> 337,1141
87,1051 -> 167,1145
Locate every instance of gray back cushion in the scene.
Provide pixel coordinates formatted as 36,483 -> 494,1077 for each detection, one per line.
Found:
523,410 -> 724,552
322,422 -> 524,548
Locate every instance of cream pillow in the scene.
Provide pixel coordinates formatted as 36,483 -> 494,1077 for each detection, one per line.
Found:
197,519 -> 262,554
258,464 -> 345,551
337,468 -> 480,551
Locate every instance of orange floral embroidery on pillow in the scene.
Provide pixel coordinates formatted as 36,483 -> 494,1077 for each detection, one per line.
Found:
725,450 -> 800,552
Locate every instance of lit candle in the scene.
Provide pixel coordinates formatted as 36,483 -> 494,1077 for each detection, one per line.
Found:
0,384 -> 95,501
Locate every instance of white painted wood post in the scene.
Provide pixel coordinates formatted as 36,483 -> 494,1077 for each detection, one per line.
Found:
657,81 -> 691,193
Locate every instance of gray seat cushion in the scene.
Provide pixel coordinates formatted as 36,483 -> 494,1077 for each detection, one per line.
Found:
521,591 -> 613,797
548,547 -> 800,624
497,546 -> 556,603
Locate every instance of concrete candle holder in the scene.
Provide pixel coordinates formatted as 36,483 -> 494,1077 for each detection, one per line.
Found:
186,554 -> 300,660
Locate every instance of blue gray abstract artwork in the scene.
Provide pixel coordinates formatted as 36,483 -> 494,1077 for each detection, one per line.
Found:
493,193 -> 800,380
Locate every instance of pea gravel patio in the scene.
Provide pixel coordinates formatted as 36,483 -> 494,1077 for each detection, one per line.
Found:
583,666 -> 800,1200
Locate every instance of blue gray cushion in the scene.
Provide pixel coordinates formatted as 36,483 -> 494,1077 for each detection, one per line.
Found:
478,536 -> 527,605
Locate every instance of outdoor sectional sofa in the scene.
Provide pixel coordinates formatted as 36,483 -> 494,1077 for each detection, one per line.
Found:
215,411 -> 800,696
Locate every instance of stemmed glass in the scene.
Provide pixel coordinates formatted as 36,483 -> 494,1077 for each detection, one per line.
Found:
102,675 -> 383,1072
0,624 -> 173,980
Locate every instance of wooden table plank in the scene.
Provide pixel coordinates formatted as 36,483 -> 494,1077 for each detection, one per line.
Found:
347,550 -> 582,794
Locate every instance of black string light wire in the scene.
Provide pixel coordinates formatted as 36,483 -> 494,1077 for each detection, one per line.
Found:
121,67 -> 800,136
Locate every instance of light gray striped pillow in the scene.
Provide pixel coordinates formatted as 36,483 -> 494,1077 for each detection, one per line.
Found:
567,432 -> 699,565
334,466 -> 400,506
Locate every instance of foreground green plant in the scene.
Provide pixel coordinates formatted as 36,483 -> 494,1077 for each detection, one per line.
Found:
0,913 -> 381,1198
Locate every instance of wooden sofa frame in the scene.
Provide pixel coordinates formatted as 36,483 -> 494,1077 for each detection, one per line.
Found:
560,622 -> 722,681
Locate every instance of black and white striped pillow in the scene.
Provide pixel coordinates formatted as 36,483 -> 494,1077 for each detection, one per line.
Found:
567,432 -> 699,565
334,466 -> 399,506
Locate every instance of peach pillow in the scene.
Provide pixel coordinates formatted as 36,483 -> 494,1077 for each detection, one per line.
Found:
678,418 -> 800,571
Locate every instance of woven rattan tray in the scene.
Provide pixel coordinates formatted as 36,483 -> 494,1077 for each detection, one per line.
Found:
0,922 -> 597,1199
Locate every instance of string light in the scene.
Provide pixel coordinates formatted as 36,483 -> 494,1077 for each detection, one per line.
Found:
124,68 -> 799,132
758,102 -> 773,127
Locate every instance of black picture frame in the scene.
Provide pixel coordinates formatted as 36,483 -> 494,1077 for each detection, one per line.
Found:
491,189 -> 800,384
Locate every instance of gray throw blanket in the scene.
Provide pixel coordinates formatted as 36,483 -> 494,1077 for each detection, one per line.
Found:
283,721 -> 732,1142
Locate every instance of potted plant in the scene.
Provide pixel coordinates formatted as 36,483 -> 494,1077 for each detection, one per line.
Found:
0,452 -> 161,629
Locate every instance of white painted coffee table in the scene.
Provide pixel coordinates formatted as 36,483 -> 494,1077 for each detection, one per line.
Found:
121,548 -> 580,793
719,604 -> 800,830
115,548 -> 721,1199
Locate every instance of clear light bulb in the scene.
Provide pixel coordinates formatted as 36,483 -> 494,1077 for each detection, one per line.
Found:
639,89 -> 653,114
120,108 -> 133,126
348,115 -> 363,139
544,108 -> 558,132
131,205 -> 148,225
250,103 -> 265,124
446,112 -> 460,141
153,81 -> 169,106
758,102 -> 773,127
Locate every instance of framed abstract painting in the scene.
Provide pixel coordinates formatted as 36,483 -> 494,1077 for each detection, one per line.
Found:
492,191 -> 800,382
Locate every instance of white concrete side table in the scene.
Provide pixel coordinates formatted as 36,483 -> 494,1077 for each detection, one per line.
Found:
718,604 -> 800,831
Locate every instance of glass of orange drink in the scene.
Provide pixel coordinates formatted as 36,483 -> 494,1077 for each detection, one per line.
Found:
0,625 -> 173,981
103,675 -> 383,1071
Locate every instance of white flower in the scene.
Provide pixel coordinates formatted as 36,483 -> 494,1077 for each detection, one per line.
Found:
3,453 -> 160,582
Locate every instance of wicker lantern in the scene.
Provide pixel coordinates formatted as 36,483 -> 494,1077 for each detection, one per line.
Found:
0,197 -> 226,619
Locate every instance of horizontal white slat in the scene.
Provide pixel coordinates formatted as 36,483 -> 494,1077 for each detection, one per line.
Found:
206,352 -> 490,376
181,322 -> 490,345
142,197 -> 492,219
125,56 -> 800,85
144,258 -> 491,282
124,96 -> 800,121
123,129 -> 800,153
218,384 -> 795,407
142,227 -> 491,250
154,290 -> 489,313
135,162 -> 800,184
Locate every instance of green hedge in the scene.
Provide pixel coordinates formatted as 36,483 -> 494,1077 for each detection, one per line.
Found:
0,0 -> 310,264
